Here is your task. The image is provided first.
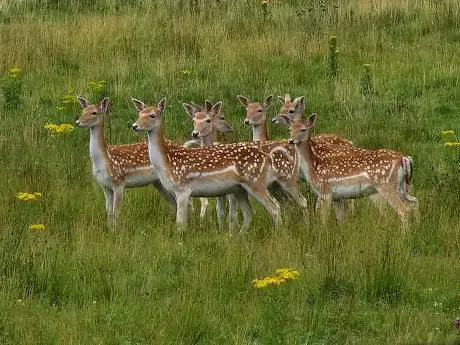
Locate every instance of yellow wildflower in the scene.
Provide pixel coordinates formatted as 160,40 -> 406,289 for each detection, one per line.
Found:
441,130 -> 454,135
275,268 -> 300,280
16,192 -> 42,201
252,267 -> 300,288
8,67 -> 22,79
44,123 -> 75,135
56,106 -> 65,112
444,142 -> 460,147
182,69 -> 191,76
8,67 -> 22,75
29,224 -> 46,231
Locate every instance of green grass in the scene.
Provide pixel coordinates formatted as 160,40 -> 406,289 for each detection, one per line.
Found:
1,0 -> 460,344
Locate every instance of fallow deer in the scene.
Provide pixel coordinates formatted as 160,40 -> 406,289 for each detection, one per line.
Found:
75,96 -> 176,226
237,94 -> 351,219
183,100 -> 238,229
131,97 -> 283,231
281,98 -> 416,226
273,94 -> 418,217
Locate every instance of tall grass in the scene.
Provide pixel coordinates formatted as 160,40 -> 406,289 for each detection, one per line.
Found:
1,0 -> 460,344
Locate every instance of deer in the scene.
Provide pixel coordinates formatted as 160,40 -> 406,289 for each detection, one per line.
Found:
75,96 -> 177,226
131,97 -> 283,232
237,94 -> 352,219
280,96 -> 417,226
183,100 -> 239,229
273,94 -> 418,218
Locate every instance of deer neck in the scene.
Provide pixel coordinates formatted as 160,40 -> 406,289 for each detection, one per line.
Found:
252,120 -> 268,141
89,123 -> 111,174
295,136 -> 320,184
200,132 -> 215,147
146,126 -> 170,177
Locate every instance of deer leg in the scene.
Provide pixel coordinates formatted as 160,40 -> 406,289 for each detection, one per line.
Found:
320,194 -> 332,226
375,186 -> 409,226
200,198 -> 209,219
243,183 -> 281,227
228,194 -> 240,231
112,185 -> 124,225
368,193 -> 386,215
332,199 -> 347,222
232,190 -> 252,232
175,189 -> 192,231
216,196 -> 226,230
102,186 -> 114,225
278,181 -> 309,224
152,180 -> 176,210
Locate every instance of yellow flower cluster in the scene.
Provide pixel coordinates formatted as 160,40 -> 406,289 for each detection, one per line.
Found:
89,80 -> 107,90
441,130 -> 454,135
16,192 -> 42,201
44,123 -> 75,135
252,268 -> 300,288
8,67 -> 22,79
444,142 -> 460,147
29,224 -> 46,231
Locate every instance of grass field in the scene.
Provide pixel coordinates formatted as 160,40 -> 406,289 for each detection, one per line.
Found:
1,0 -> 460,344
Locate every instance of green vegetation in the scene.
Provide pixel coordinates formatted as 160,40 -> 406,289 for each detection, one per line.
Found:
1,0 -> 460,344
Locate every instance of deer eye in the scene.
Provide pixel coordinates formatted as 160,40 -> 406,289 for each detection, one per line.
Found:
300,128 -> 307,132
289,109 -> 295,114
206,119 -> 211,123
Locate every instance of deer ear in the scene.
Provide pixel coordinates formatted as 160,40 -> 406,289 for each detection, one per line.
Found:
210,101 -> 223,118
263,95 -> 273,109
131,98 -> 147,112
293,96 -> 305,112
98,97 -> 109,113
279,114 -> 292,126
182,103 -> 197,120
157,98 -> 166,114
204,100 -> 213,112
213,118 -> 233,133
307,113 -> 317,127
237,95 -> 250,108
77,96 -> 90,109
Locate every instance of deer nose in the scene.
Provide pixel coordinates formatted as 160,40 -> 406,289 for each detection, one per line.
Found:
192,132 -> 199,138
75,120 -> 81,126
132,124 -> 139,131
272,118 -> 278,124
288,138 -> 295,144
244,119 -> 250,125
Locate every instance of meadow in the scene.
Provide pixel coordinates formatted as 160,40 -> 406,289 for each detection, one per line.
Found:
1,0 -> 460,344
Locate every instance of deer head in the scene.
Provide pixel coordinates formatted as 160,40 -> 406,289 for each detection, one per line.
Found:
75,96 -> 110,128
272,94 -> 305,126
131,98 -> 166,132
285,112 -> 318,145
183,101 -> 232,138
237,95 -> 273,126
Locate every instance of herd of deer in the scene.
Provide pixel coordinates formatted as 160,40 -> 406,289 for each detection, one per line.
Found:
75,94 -> 419,232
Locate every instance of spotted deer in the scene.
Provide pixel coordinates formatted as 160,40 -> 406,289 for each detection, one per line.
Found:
237,94 -> 351,219
131,97 -> 282,231
183,100 -> 239,228
281,101 -> 417,226
75,96 -> 177,226
274,94 -> 418,218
